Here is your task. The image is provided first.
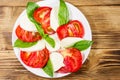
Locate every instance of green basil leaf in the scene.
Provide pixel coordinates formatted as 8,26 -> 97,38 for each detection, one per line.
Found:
34,23 -> 45,37
14,39 -> 37,48
42,59 -> 53,77
26,2 -> 55,48
58,0 -> 69,26
35,23 -> 55,47
44,35 -> 55,48
72,40 -> 93,51
26,2 -> 39,23
27,2 -> 45,37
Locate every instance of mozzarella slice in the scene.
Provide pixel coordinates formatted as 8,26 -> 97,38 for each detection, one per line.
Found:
50,6 -> 59,31
19,12 -> 37,32
61,37 -> 83,48
20,39 -> 45,52
50,52 -> 64,71
45,34 -> 60,52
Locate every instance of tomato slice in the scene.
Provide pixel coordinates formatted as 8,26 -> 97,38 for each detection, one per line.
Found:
15,25 -> 41,42
33,7 -> 55,34
57,20 -> 84,40
56,24 -> 69,40
57,48 -> 82,73
20,48 -> 50,68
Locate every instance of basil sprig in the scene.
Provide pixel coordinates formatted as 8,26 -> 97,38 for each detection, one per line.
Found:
72,40 -> 93,51
58,0 -> 69,26
27,2 -> 55,48
43,59 -> 54,77
14,39 -> 37,48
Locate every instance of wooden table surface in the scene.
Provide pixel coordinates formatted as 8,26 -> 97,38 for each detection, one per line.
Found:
0,0 -> 120,80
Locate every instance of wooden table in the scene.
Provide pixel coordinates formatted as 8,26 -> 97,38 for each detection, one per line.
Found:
0,0 -> 120,80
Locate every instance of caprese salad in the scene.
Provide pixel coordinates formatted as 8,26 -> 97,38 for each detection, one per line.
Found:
13,0 -> 93,77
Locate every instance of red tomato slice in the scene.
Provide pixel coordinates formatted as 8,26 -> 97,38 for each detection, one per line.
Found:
56,24 -> 69,40
20,48 -> 50,68
33,7 -> 55,34
15,25 -> 41,42
57,48 -> 82,73
57,20 -> 84,40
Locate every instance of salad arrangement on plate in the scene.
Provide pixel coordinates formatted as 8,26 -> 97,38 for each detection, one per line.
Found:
12,0 -> 93,78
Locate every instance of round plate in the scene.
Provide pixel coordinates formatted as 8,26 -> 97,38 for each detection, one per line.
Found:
12,0 -> 92,78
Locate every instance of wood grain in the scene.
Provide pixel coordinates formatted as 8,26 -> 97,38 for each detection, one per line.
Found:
0,0 -> 120,80
0,0 -> 119,6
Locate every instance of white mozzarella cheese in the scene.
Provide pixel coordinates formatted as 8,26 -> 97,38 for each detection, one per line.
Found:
50,6 -> 59,31
50,52 -> 64,71
19,12 -> 37,32
61,37 -> 83,48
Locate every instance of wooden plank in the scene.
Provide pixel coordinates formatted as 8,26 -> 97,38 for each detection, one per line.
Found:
0,0 -> 39,7
0,6 -> 120,49
0,7 -> 25,31
0,49 -> 120,80
78,6 -> 120,32
0,0 -> 119,6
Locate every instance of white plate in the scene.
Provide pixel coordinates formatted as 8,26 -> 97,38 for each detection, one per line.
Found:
12,0 -> 92,78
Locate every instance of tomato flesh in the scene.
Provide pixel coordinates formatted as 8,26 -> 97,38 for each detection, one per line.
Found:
57,48 -> 82,73
56,24 -> 69,40
57,20 -> 84,40
33,7 -> 55,34
15,25 -> 41,42
20,48 -> 50,68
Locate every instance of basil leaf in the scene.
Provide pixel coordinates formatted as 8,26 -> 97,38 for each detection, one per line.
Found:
34,23 -> 45,37
44,35 -> 55,48
14,39 -> 37,48
43,59 -> 53,77
72,40 -> 93,51
58,0 -> 69,26
27,2 -> 45,37
26,2 -> 39,23
26,2 -> 55,48
35,23 -> 55,47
